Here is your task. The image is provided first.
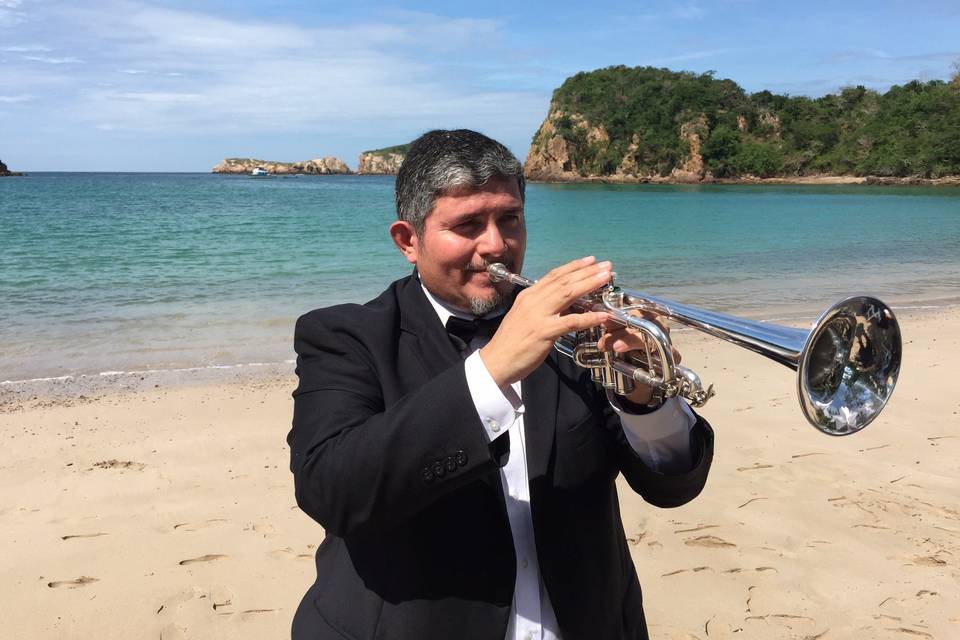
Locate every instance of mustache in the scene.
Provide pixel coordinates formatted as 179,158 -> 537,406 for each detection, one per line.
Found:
466,257 -> 514,273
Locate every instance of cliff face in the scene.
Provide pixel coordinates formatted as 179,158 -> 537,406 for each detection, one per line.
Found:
525,103 -> 708,183
357,144 -> 410,175
211,157 -> 351,175
357,152 -> 405,174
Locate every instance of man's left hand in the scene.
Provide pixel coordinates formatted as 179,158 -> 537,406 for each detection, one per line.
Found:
596,312 -> 682,406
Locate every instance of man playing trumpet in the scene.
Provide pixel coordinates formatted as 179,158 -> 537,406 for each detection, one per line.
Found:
288,129 -> 715,640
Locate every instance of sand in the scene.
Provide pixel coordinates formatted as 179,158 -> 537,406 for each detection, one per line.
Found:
1,308 -> 957,639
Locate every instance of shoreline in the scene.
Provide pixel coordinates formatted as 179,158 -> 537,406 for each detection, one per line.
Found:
528,173 -> 960,187
2,299 -> 954,414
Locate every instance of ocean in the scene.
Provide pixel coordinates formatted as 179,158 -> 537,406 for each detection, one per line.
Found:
1,172 -> 958,383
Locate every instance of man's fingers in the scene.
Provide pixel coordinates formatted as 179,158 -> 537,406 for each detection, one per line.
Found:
539,262 -> 611,309
538,256 -> 597,284
561,311 -> 609,334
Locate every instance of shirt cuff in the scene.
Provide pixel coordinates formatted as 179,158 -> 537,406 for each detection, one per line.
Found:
464,351 -> 518,442
608,392 -> 697,472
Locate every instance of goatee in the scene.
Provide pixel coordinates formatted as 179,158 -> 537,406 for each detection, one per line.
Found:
468,291 -> 506,317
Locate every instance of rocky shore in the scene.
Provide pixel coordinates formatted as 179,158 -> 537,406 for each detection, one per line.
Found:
211,157 -> 350,175
0,158 -> 23,176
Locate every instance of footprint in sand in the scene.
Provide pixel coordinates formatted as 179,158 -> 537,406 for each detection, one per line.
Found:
661,566 -> 713,577
92,459 -> 146,471
737,497 -> 767,509
737,464 -> 773,472
684,535 -> 736,549
61,533 -> 109,540
48,576 -> 99,589
172,519 -> 228,532
269,547 -> 314,561
178,554 -> 228,566
674,524 -> 719,534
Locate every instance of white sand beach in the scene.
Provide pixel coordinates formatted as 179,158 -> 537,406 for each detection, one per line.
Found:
1,308 -> 957,639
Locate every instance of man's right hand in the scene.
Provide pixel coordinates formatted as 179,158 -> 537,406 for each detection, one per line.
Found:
479,256 -> 612,388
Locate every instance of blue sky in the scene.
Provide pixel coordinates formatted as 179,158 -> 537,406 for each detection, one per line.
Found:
1,0 -> 958,171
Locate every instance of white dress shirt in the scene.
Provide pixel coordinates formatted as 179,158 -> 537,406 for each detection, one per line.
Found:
421,284 -> 695,640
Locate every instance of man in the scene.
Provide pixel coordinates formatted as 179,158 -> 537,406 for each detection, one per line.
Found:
288,129 -> 714,640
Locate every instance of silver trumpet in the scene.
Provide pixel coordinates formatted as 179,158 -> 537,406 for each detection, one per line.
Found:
487,263 -> 901,436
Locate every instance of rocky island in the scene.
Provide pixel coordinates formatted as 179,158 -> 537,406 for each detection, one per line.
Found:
525,66 -> 960,185
1,158 -> 23,176
212,157 -> 351,175
357,144 -> 409,175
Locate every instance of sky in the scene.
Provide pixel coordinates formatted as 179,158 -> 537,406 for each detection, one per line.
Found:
1,0 -> 958,171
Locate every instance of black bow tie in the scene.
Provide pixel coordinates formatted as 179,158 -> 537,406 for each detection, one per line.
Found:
445,315 -> 503,355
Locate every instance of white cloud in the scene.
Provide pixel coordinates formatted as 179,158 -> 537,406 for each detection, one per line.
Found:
646,48 -> 733,65
23,54 -> 83,64
1,44 -> 50,52
0,0 -> 27,26
0,93 -> 33,103
22,2 -> 541,136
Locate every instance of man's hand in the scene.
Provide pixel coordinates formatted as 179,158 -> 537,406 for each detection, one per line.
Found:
480,256 -> 611,388
596,312 -> 681,406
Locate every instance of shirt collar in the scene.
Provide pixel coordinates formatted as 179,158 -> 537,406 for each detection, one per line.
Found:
418,275 -> 505,326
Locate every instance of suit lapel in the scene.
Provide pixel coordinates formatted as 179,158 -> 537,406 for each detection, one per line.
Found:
397,271 -> 462,382
522,353 -> 560,481
398,273 -> 558,485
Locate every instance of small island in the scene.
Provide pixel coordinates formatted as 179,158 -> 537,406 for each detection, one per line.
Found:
211,157 -> 351,175
0,158 -> 23,176
525,66 -> 960,185
357,143 -> 410,175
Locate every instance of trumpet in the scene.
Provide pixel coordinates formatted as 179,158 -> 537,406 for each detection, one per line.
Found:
487,263 -> 902,436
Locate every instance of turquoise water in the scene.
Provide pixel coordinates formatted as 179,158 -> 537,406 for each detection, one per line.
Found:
1,173 -> 959,381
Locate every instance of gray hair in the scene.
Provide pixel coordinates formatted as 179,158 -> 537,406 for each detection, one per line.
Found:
395,129 -> 525,235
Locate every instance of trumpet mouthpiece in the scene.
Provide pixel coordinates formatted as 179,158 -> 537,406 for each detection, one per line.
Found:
487,263 -> 511,282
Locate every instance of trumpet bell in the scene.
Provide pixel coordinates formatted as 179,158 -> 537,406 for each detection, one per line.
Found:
799,297 -> 901,436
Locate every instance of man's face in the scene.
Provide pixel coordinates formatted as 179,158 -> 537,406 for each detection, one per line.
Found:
399,178 -> 526,315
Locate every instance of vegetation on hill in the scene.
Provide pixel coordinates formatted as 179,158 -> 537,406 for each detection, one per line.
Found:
536,65 -> 960,179
361,143 -> 411,157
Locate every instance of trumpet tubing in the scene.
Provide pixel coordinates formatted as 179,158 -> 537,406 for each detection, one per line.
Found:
487,263 -> 901,436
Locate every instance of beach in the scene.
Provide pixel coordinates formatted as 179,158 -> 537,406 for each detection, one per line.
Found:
2,306 -> 957,639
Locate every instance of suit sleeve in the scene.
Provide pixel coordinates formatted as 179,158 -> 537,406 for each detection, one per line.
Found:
287,311 -> 505,538
597,383 -> 715,508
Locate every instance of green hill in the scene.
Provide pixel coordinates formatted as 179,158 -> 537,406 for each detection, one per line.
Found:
525,65 -> 960,182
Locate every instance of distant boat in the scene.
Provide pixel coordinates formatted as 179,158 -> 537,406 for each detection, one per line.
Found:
250,167 -> 270,177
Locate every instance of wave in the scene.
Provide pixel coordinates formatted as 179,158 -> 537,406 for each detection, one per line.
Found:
0,359 -> 296,386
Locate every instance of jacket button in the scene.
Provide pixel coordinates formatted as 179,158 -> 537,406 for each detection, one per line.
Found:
421,467 -> 434,483
455,450 -> 468,466
445,456 -> 457,472
432,460 -> 446,478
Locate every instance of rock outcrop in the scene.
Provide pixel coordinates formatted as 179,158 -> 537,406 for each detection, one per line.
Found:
525,107 -> 607,181
0,158 -> 23,176
211,157 -> 351,175
357,144 -> 410,175
525,103 -> 708,183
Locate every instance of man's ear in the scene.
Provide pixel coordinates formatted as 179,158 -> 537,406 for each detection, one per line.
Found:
389,220 -> 419,265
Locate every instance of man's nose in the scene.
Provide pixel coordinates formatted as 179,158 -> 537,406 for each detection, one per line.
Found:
477,220 -> 507,256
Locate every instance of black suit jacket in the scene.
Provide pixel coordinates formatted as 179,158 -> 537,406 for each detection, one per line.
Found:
288,274 -> 714,640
